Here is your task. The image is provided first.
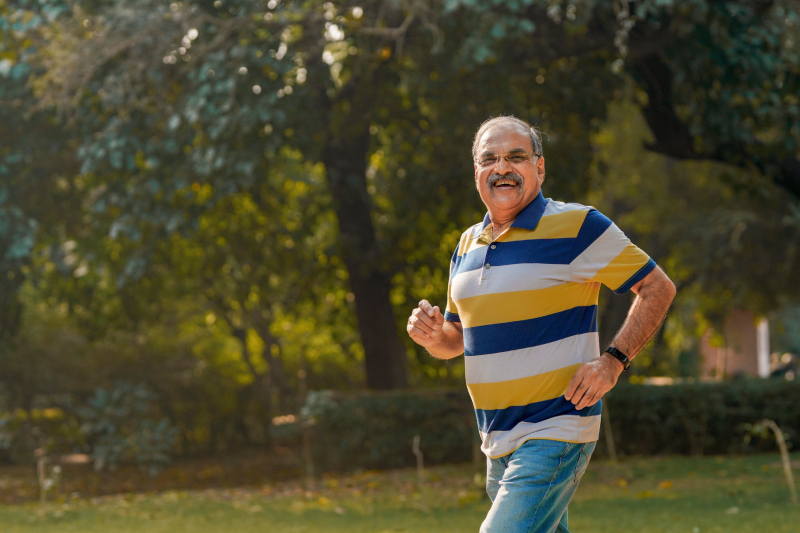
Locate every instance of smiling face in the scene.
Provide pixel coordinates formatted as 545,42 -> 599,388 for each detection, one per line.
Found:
474,122 -> 545,225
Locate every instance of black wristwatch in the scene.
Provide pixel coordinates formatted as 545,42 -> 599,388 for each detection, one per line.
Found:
603,346 -> 631,370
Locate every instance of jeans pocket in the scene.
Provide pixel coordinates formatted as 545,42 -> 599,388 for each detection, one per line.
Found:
573,444 -> 589,482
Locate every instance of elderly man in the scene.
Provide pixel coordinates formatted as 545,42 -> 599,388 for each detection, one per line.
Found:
406,116 -> 676,533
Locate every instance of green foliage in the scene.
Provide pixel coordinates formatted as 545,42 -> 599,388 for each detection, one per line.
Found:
78,383 -> 179,475
0,407 -> 82,464
773,304 -> 800,353
584,100 -> 800,371
603,380 -> 800,457
295,380 -> 800,473
299,390 -> 475,472
0,0 -> 799,427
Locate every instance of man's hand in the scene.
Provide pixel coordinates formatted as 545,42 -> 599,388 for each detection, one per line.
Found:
406,300 -> 464,360
407,299 -> 445,347
564,353 -> 624,410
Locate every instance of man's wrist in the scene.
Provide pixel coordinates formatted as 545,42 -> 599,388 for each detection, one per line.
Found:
602,346 -> 630,372
601,352 -> 625,373
425,330 -> 463,360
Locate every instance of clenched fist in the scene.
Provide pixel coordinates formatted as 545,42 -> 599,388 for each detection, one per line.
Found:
406,299 -> 445,348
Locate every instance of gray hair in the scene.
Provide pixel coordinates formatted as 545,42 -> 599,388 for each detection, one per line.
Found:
472,116 -> 543,162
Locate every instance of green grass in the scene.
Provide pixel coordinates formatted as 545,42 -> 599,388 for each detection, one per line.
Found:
2,453 -> 798,532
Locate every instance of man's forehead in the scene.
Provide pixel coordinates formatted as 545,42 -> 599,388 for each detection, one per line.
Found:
477,122 -> 532,152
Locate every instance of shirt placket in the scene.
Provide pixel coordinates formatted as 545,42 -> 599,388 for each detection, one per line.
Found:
478,227 -> 498,283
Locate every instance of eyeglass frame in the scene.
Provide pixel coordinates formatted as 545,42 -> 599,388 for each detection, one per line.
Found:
475,150 -> 540,169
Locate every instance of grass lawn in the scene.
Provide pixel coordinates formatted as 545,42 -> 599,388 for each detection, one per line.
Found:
1,453 -> 798,532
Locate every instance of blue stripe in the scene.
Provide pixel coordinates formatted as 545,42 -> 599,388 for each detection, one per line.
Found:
453,245 -> 487,273
476,397 -> 602,434
614,258 -> 657,294
444,311 -> 461,322
510,192 -> 547,230
454,238 -> 576,274
463,306 -> 598,356
571,209 -> 612,260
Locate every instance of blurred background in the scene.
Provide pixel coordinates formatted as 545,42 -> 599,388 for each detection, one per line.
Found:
1,0 -> 800,528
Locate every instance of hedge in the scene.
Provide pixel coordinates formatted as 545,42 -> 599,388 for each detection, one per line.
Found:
296,389 -> 477,472
602,379 -> 800,457
274,379 -> 800,473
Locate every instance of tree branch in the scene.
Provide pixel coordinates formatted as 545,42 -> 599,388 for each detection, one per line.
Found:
631,53 -> 800,199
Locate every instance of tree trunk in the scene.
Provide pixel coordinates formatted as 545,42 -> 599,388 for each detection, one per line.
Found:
231,326 -> 275,424
321,127 -> 408,389
254,320 -> 292,412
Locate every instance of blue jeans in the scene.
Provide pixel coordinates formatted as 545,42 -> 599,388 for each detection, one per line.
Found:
481,439 -> 596,533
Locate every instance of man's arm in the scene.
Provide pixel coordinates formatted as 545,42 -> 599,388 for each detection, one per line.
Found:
406,299 -> 464,360
564,266 -> 676,409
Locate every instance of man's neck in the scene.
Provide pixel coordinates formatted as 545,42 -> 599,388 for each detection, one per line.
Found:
488,211 -> 519,238
483,189 -> 544,238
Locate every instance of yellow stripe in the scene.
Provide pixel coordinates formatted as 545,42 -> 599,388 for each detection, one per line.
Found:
467,363 -> 582,410
457,234 -> 467,257
591,243 -> 651,290
459,233 -> 489,257
455,282 -> 600,328
502,210 -> 588,242
446,283 -> 458,316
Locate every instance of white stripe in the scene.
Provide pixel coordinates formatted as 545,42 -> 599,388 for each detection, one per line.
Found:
465,333 -> 599,384
542,200 -> 591,216
465,222 -> 484,239
570,224 -> 629,282
451,262 -> 571,299
479,414 -> 601,458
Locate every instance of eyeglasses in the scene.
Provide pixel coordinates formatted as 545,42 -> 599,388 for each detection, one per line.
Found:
476,151 -> 539,168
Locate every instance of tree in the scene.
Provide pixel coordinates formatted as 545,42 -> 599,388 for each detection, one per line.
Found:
27,0 -> 437,388
446,0 -> 800,199
5,0 -> 800,392
583,99 -> 800,375
0,0 -> 80,341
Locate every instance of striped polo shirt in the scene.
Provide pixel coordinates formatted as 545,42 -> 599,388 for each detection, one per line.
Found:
444,191 -> 656,458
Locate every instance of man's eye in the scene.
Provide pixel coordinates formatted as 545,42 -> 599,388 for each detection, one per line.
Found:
509,156 -> 528,163
480,157 -> 498,166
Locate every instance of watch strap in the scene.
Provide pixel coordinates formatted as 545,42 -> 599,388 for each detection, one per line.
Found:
604,346 -> 631,370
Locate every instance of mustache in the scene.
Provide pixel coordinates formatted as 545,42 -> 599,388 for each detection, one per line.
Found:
487,172 -> 524,187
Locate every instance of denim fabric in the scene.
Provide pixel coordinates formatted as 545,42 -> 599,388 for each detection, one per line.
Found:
480,439 -> 596,533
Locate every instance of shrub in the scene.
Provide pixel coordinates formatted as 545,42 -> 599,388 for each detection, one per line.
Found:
0,407 -> 83,463
78,382 -> 178,475
601,379 -> 800,457
299,379 -> 800,472
299,389 -> 476,473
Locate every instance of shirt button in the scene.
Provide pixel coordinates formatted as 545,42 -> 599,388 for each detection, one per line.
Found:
491,244 -> 496,249
485,263 -> 491,269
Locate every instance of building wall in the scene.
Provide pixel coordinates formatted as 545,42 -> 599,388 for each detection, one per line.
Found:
700,309 -> 762,379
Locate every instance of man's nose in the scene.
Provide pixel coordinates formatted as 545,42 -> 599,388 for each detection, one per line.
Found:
494,156 -> 513,174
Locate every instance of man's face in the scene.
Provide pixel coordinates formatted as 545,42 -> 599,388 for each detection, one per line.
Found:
473,123 -> 545,217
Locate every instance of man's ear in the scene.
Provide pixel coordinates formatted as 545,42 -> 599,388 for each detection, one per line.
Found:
537,156 -> 546,183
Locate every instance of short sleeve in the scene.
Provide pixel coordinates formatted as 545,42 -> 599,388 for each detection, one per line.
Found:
444,244 -> 461,322
569,209 -> 656,294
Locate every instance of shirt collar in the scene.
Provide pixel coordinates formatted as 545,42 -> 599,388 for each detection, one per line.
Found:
479,191 -> 548,233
